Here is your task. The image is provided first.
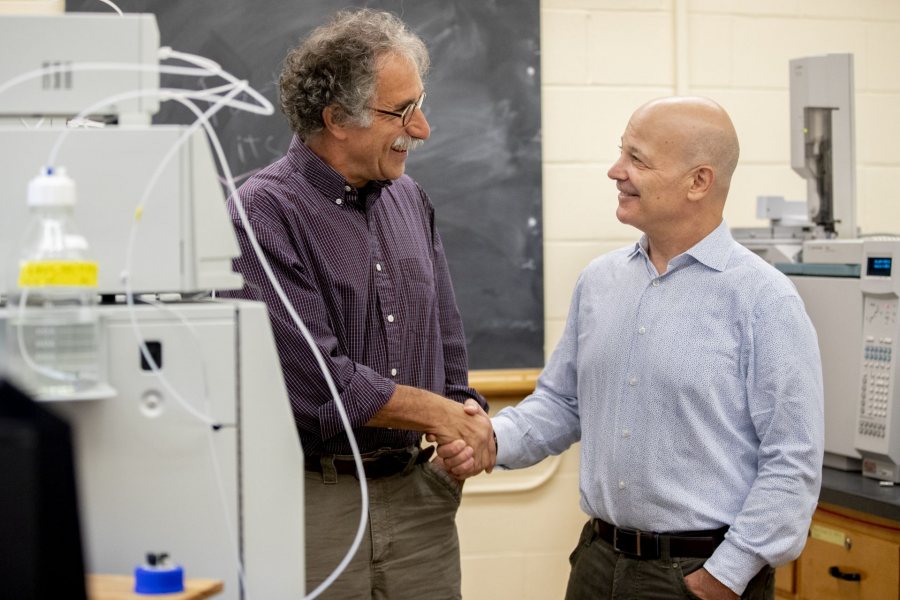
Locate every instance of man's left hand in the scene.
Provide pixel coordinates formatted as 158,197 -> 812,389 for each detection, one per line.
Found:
430,439 -> 473,480
683,568 -> 739,600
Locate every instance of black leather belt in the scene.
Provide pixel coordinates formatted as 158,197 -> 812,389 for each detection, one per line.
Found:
305,445 -> 434,479
593,518 -> 727,560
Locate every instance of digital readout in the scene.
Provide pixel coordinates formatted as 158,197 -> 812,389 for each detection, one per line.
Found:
867,256 -> 892,277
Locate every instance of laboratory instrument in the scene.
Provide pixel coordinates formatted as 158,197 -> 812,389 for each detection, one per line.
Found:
0,11 -> 305,597
735,53 -> 900,481
733,53 -> 857,262
735,53 -> 863,471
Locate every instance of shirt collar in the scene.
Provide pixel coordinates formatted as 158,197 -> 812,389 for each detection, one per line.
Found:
627,220 -> 734,272
287,135 -> 392,211
684,220 -> 734,271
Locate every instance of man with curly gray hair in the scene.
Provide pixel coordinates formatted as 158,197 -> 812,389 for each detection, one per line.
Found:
223,8 -> 493,599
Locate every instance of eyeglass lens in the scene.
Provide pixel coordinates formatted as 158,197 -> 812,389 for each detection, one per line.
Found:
401,93 -> 426,126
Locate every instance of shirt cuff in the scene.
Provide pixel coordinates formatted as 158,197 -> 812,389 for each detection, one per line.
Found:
703,538 -> 769,595
316,370 -> 397,441
492,414 -> 517,467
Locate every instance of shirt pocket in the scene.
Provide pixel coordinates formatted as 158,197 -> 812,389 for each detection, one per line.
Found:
399,256 -> 437,304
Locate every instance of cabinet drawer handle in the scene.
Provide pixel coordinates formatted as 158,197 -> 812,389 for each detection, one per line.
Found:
829,566 -> 862,582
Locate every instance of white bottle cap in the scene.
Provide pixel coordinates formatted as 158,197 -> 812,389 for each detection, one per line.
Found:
27,166 -> 77,207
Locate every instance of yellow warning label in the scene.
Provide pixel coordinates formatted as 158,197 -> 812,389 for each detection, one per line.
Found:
18,260 -> 98,288
810,523 -> 847,547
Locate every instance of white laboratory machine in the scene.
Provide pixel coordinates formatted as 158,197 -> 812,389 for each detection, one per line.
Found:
0,12 -> 305,597
733,53 -> 857,262
735,53 -> 863,471
780,241 -> 864,472
785,240 -> 900,482
855,241 -> 900,480
737,53 -> 900,481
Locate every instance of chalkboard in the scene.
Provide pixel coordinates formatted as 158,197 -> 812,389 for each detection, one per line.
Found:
69,0 -> 543,369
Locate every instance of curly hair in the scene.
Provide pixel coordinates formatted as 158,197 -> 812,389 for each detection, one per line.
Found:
279,9 -> 430,139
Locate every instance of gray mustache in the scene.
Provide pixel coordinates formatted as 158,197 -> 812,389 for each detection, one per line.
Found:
393,136 -> 424,151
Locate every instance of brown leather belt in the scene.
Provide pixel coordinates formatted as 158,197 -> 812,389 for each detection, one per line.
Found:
592,518 -> 727,560
305,445 -> 434,479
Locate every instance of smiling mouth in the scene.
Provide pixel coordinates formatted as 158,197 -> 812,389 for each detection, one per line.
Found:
392,136 -> 424,154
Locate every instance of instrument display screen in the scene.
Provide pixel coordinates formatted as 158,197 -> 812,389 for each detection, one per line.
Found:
867,256 -> 892,277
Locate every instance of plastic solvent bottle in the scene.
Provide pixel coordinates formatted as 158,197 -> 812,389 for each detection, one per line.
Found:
5,166 -> 108,400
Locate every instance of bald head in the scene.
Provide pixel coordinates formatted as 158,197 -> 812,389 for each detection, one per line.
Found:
631,96 -> 740,197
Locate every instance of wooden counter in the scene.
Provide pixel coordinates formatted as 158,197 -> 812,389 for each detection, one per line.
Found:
87,575 -> 223,600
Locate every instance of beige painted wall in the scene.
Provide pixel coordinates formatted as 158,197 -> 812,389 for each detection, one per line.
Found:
457,1 -> 900,598
542,0 -> 900,354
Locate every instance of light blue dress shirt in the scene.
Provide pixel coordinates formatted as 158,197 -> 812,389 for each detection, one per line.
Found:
493,221 -> 824,594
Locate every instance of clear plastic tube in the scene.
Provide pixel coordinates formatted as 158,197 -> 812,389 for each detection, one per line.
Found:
0,60 -> 273,119
166,91 -> 370,600
95,0 -> 124,17
14,287 -> 82,383
0,53 -> 370,599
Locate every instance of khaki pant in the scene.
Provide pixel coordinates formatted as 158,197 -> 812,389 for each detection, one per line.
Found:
305,459 -> 462,600
565,520 -> 775,600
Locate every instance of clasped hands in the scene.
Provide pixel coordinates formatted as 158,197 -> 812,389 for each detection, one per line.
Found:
426,398 -> 495,480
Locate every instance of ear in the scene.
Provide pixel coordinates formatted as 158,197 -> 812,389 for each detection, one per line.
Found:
322,104 -> 350,141
686,165 -> 715,202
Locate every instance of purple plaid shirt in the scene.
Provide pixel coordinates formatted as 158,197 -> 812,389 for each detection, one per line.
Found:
223,136 -> 484,456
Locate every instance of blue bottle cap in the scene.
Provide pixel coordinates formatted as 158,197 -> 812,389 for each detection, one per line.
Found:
134,564 -> 185,595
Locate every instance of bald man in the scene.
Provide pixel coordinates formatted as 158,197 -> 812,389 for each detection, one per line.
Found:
441,97 -> 824,599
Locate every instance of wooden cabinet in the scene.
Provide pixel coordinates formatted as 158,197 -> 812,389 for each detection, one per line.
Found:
777,503 -> 900,600
775,561 -> 796,598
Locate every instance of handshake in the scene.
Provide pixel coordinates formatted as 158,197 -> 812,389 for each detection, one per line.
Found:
426,399 -> 496,480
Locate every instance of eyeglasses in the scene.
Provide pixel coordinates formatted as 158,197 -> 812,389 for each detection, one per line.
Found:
369,91 -> 426,127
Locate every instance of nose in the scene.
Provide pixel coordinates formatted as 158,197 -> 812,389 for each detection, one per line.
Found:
608,153 -> 626,181
405,106 -> 430,140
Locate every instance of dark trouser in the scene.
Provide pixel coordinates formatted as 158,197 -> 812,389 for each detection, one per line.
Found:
565,520 -> 775,600
304,455 -> 462,600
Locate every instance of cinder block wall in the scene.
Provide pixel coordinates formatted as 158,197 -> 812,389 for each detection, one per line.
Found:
458,2 -> 900,598
542,0 -> 900,354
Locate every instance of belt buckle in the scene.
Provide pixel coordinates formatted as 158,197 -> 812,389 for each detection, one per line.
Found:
612,527 -> 642,557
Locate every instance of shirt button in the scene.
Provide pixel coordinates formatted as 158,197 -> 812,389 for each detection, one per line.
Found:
344,185 -> 352,192
622,429 -> 630,438
376,263 -> 383,272
335,198 -> 342,205
387,314 -> 395,323
638,326 -> 646,334
618,481 -> 626,489
628,376 -> 637,386
390,368 -> 398,376
652,279 -> 660,287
